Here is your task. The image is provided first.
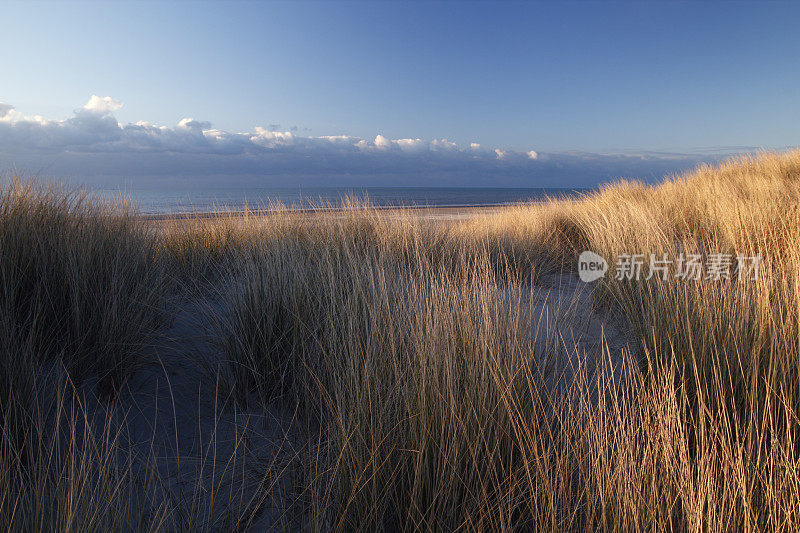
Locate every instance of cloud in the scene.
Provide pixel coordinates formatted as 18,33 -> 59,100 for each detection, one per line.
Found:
374,134 -> 393,150
394,138 -> 425,153
430,138 -> 458,151
0,103 -> 15,119
0,95 -> 739,187
82,95 -> 123,115
177,118 -> 212,131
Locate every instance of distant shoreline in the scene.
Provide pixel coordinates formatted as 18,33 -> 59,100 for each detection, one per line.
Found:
141,201 -> 545,222
116,186 -> 588,220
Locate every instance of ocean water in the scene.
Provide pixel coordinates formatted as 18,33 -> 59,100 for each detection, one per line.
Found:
92,186 -> 588,215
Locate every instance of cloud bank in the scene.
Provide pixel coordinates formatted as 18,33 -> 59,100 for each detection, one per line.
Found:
0,96 -> 738,187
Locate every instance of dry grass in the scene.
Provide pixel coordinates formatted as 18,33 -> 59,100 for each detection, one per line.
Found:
0,179 -> 167,393
2,151 -> 800,530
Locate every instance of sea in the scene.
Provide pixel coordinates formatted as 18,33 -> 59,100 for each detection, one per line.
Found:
91,186 -> 589,215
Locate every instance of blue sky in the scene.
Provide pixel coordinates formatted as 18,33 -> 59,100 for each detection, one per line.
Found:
1,0 -> 798,187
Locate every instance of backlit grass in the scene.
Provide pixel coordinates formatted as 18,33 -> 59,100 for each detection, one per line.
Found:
3,151 -> 800,530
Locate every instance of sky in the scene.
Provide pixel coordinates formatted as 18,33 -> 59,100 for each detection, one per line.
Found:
1,0 -> 799,188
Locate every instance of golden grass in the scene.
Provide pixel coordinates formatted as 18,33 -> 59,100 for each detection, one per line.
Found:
2,151 -> 800,530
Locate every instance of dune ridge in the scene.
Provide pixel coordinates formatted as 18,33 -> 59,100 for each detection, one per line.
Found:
1,151 -> 799,530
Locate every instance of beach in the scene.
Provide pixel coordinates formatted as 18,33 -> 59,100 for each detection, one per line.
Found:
3,152 -> 800,529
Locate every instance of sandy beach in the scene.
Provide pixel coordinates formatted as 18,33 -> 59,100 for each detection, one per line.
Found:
142,203 -> 510,224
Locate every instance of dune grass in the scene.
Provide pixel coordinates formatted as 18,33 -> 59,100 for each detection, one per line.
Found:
2,151 -> 800,530
0,179 -> 168,530
0,179 -> 167,392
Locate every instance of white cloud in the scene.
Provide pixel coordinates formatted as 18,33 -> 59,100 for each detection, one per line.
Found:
178,118 -> 212,131
318,135 -> 356,143
394,138 -> 425,153
430,138 -> 458,151
83,95 -> 123,115
0,96 -> 530,160
0,103 -> 37,124
251,127 -> 295,147
0,95 -> 724,187
0,103 -> 15,119
374,134 -> 393,150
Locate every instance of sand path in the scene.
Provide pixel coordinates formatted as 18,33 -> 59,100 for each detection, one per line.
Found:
73,270 -> 632,528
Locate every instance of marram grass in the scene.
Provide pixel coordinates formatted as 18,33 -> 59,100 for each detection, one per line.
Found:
2,151 -> 800,530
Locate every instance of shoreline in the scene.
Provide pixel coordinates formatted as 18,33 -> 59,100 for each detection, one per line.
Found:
141,201 -> 539,222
